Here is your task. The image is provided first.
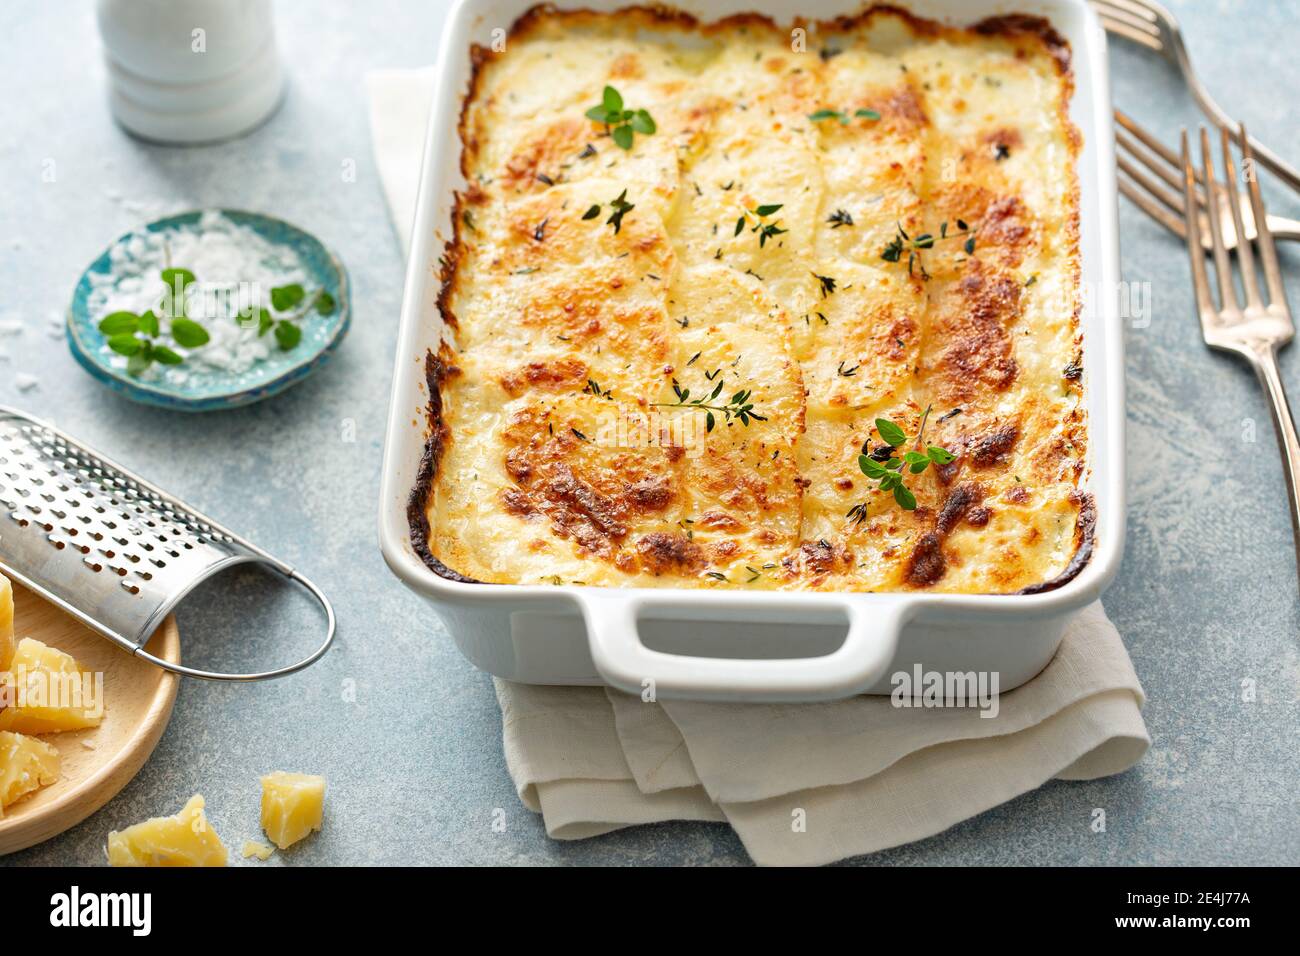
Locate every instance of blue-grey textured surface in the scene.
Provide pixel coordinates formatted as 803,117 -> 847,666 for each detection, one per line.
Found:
1,0 -> 1297,866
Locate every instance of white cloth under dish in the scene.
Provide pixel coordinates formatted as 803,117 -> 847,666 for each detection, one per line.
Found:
366,68 -> 1149,866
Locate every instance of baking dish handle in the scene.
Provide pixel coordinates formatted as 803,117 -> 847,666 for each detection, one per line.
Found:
577,593 -> 910,702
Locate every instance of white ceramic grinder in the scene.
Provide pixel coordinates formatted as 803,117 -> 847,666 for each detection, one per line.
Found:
96,0 -> 285,144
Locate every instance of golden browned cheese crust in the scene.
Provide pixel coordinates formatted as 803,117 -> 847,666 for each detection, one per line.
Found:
417,4 -> 1087,593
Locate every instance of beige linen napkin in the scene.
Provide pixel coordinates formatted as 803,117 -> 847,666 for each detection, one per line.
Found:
367,69 -> 1149,866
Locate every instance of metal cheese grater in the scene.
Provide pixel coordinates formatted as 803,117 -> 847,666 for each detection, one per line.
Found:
0,405 -> 335,680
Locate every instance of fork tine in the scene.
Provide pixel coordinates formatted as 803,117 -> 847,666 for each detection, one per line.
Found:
1200,126 -> 1239,311
1093,11 -> 1164,50
1181,129 -> 1217,320
1098,0 -> 1161,22
1240,123 -> 1288,307
1218,126 -> 1263,310
1116,126 -> 1187,195
1116,111 -> 1200,186
1119,172 -> 1191,239
1091,1 -> 1161,36
1118,145 -> 1191,212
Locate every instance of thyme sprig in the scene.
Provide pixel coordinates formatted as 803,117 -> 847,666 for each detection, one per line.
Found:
583,378 -> 613,400
584,85 -> 656,150
734,203 -> 787,248
881,219 -> 976,279
582,189 -> 636,234
846,407 -> 955,520
652,378 -> 766,433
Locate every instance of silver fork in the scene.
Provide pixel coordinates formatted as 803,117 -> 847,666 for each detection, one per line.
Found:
1181,124 -> 1300,575
1116,109 -> 1300,251
1094,0 -> 1300,195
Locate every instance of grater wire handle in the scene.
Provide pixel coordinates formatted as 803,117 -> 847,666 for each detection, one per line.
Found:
132,566 -> 337,681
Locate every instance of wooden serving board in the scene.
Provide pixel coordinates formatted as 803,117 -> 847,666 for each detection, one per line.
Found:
0,582 -> 180,855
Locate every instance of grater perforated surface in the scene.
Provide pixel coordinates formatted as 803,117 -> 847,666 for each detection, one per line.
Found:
0,405 -> 335,680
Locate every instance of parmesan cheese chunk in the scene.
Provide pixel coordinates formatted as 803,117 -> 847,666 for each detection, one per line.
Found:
0,638 -> 104,734
0,730 -> 60,817
260,771 -> 325,850
106,794 -> 229,867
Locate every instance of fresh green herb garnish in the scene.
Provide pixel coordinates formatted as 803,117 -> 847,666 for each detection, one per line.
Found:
847,407 -> 955,517
262,283 -> 336,350
583,378 -> 613,399
584,85 -> 656,150
812,272 -> 837,297
582,188 -> 636,234
881,219 -> 976,279
270,283 -> 305,311
808,107 -> 881,126
98,269 -> 211,377
827,208 -> 854,229
734,203 -> 786,248
99,312 -> 141,335
652,377 -> 766,433
273,321 -> 302,350
160,268 -> 196,292
169,317 -> 210,349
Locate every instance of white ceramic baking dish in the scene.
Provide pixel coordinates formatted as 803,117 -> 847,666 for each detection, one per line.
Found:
379,0 -> 1124,702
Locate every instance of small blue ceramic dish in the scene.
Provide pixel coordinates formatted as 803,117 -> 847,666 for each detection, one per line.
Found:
67,209 -> 350,411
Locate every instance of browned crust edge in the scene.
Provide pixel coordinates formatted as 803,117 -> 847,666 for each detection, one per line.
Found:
407,2 -> 1093,594
1016,493 -> 1096,595
406,349 -> 488,584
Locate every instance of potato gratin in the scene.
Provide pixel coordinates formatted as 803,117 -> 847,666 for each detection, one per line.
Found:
412,4 -> 1091,593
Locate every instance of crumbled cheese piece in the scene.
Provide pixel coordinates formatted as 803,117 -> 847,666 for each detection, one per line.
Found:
14,374 -> 38,392
0,638 -> 104,734
241,840 -> 275,861
106,794 -> 228,867
0,731 -> 60,816
260,771 -> 325,849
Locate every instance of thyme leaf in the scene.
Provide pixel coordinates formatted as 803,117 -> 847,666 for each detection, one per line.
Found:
735,202 -> 787,248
